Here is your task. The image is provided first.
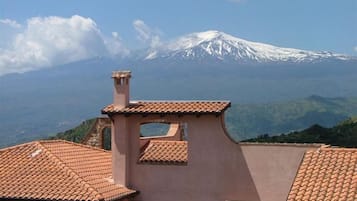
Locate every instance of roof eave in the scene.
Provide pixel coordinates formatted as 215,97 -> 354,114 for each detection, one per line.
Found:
102,111 -> 226,116
101,101 -> 231,116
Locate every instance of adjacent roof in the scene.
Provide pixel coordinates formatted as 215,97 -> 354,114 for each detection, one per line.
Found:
102,101 -> 231,115
139,140 -> 188,165
0,140 -> 137,201
287,147 -> 357,201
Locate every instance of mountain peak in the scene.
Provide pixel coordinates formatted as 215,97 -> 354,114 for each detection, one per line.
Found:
165,30 -> 241,51
189,30 -> 226,40
144,30 -> 352,63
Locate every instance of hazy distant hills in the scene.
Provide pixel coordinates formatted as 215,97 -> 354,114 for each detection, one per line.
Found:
1,93 -> 357,148
1,30 -> 357,148
226,96 -> 357,140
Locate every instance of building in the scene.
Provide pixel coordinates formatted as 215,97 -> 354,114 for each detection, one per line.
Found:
0,70 -> 356,201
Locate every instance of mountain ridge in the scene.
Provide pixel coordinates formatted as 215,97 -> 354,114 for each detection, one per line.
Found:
243,116 -> 357,148
143,30 -> 353,63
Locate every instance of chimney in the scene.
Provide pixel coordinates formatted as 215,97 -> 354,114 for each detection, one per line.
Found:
111,70 -> 131,186
112,71 -> 131,109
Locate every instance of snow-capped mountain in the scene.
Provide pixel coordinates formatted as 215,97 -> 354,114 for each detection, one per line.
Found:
144,30 -> 351,63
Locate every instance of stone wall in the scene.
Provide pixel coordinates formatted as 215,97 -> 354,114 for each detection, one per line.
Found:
82,117 -> 111,149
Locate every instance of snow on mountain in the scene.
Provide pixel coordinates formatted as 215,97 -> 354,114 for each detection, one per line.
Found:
144,30 -> 350,63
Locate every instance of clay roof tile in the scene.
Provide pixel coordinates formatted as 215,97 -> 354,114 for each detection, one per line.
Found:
287,147 -> 357,201
102,101 -> 230,115
139,140 -> 188,165
0,140 -> 137,201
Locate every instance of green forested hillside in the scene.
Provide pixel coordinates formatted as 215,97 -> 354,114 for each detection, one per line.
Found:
48,118 -> 96,143
243,117 -> 357,148
226,95 -> 357,140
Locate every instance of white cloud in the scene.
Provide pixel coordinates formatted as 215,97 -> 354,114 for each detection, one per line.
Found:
0,19 -> 22,28
105,32 -> 130,56
354,46 -> 357,52
0,19 -> 22,49
112,32 -> 119,38
0,15 -> 128,76
133,19 -> 161,48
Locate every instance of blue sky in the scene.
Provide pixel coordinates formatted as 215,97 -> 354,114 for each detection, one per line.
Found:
0,0 -> 356,75
1,0 -> 355,53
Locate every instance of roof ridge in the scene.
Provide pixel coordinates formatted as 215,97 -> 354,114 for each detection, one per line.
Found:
320,147 -> 357,151
286,149 -> 308,200
36,141 -> 104,201
131,100 -> 231,103
150,140 -> 187,144
40,139 -> 111,153
102,101 -> 231,115
239,142 -> 326,147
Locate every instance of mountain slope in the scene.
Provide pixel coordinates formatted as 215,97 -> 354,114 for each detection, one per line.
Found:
226,96 -> 357,140
243,117 -> 357,148
144,30 -> 351,63
30,96 -> 357,147
48,118 -> 96,143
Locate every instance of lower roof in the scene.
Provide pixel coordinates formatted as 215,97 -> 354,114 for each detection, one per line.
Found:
0,140 -> 137,201
139,140 -> 188,165
288,147 -> 357,201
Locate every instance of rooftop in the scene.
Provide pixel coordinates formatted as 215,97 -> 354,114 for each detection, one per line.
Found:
287,147 -> 357,201
0,140 -> 137,201
102,100 -> 230,115
139,140 -> 188,165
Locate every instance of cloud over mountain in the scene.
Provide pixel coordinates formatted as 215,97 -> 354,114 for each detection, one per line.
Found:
133,19 -> 162,48
0,16 -> 354,76
0,15 -> 128,76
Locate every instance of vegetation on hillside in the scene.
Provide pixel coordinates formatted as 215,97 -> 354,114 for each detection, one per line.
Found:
226,95 -> 357,140
243,117 -> 357,148
3,96 -> 357,148
48,118 -> 96,143
48,115 -> 357,149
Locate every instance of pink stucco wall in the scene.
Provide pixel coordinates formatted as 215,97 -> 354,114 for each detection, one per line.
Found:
240,143 -> 320,201
112,114 -> 260,201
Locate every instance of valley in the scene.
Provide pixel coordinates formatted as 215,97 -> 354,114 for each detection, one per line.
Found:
2,94 -> 357,148
1,30 -> 356,148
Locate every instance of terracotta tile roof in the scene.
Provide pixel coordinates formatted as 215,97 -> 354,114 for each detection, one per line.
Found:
139,140 -> 188,165
287,147 -> 357,201
0,140 -> 137,201
102,101 -> 230,115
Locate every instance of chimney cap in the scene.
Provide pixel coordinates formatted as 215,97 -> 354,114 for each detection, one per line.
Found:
112,71 -> 131,78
